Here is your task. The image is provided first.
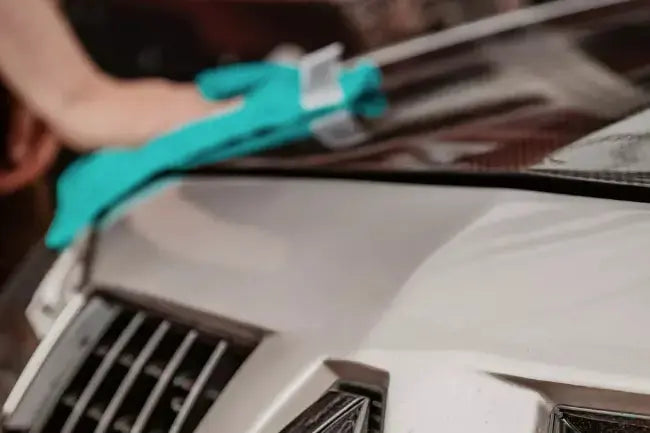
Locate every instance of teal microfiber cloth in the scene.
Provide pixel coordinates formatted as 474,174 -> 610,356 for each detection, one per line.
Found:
45,60 -> 386,249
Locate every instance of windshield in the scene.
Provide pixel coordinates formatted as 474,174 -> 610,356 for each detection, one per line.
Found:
217,0 -> 650,187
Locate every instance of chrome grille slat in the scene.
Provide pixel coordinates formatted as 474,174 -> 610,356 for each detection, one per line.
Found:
93,321 -> 170,433
169,340 -> 228,433
60,312 -> 145,433
22,295 -> 259,433
130,330 -> 198,433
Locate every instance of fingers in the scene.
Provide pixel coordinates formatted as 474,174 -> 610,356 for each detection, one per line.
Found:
0,103 -> 59,194
7,103 -> 32,163
0,132 -> 59,194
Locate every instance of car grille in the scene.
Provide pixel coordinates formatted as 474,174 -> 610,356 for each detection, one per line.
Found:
39,298 -> 255,433
334,382 -> 384,433
550,405 -> 650,433
280,380 -> 386,433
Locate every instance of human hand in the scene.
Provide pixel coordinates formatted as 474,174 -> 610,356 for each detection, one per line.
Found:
1,78 -> 239,194
53,77 -> 241,151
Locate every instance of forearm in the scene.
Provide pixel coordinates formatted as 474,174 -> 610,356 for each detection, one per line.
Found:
0,0 -> 239,150
0,0 -> 106,127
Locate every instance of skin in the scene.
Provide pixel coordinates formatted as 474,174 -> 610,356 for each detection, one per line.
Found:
0,102 -> 58,195
0,0 -> 238,192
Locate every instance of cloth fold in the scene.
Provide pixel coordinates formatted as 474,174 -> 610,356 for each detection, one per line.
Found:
46,60 -> 386,249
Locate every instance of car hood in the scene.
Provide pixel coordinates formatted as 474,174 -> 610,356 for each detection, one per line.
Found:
82,176 -> 650,433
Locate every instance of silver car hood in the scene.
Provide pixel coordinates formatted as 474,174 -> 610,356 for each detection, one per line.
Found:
44,176 -> 650,433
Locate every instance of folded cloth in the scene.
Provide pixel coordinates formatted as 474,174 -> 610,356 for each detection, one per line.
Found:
45,60 -> 386,249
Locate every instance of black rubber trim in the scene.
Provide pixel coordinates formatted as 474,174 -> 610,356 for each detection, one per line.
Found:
185,168 -> 650,204
91,167 -> 650,253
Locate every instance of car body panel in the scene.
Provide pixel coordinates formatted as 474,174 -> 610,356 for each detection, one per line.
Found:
83,177 -> 650,433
